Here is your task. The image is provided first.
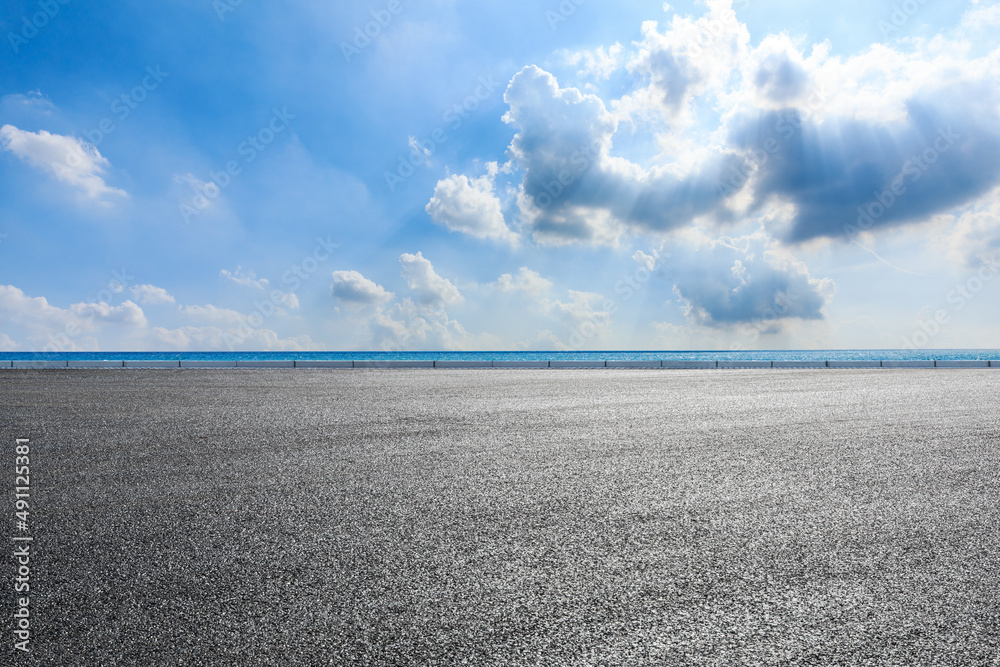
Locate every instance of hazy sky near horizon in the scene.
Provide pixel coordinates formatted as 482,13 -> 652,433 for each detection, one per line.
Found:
1,0 -> 998,352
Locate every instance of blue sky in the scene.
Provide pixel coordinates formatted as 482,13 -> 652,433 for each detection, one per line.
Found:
1,0 -> 998,352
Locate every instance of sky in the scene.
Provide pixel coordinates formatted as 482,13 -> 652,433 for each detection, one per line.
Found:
0,0 -> 998,352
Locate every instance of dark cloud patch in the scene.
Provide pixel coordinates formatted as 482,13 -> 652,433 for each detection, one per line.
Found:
730,81 -> 1000,242
646,48 -> 703,111
753,50 -> 809,104
670,235 -> 833,328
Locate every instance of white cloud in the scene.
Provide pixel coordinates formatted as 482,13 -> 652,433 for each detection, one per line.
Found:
0,125 -> 126,200
220,266 -> 269,290
963,2 -> 1000,29
495,267 -> 553,295
541,289 -> 613,345
0,285 -> 148,350
1,91 -> 54,114
633,250 -> 658,271
331,270 -> 394,305
0,332 -> 20,351
562,43 -> 624,80
543,290 -> 611,326
623,0 -> 749,120
144,326 -> 320,352
130,284 -> 176,305
0,284 -> 83,335
327,259 -> 481,350
936,187 -> 1000,267
70,300 -> 148,328
425,171 -> 517,244
668,232 -> 835,329
0,284 -> 319,352
399,252 -> 464,305
369,298 -> 473,351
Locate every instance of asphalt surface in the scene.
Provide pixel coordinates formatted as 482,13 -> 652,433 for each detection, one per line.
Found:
1,369 -> 999,665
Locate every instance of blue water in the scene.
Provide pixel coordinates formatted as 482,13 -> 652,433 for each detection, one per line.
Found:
2,349 -> 1000,361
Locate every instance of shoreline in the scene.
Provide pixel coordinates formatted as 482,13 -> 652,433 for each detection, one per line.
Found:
1,358 -> 998,369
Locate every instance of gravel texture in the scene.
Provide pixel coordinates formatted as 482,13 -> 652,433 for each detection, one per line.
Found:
1,369 -> 999,665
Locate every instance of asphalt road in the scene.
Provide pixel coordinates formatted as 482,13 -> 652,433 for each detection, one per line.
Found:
1,369 -> 999,665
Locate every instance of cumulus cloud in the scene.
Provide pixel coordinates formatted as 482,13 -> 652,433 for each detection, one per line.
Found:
701,14 -> 1000,243
0,285 -> 151,349
0,283 -> 318,352
0,125 -> 126,200
937,187 -> 1000,267
503,65 -> 745,244
369,298 -> 472,351
0,285 -> 93,348
562,43 -> 624,80
541,290 -> 613,346
668,233 -> 834,329
633,250 -> 658,271
747,34 -> 812,107
425,171 -> 517,244
963,2 -> 1000,29
0,284 -> 147,332
399,252 -> 463,305
495,267 -> 553,295
164,303 -> 315,351
326,259 -> 481,350
331,270 -> 394,306
70,300 -> 148,327
220,267 -> 269,290
623,0 -> 749,118
436,2 -> 1000,255
130,284 -> 175,305
0,332 -> 18,351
